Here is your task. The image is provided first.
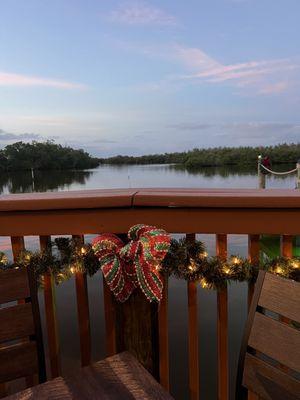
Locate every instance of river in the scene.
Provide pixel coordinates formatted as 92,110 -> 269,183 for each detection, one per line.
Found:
0,164 -> 297,399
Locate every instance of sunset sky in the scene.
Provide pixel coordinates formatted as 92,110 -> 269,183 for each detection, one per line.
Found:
1,0 -> 300,156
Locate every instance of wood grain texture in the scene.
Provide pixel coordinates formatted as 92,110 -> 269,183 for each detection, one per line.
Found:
103,281 -> 117,357
248,235 -> 260,311
243,353 -> 300,400
0,342 -> 38,383
158,273 -> 169,391
115,290 -> 159,379
0,268 -> 30,305
235,271 -> 266,400
41,234 -> 61,379
0,303 -> 34,343
248,312 -> 300,372
2,208 -> 300,237
5,352 -> 174,400
187,230 -> 199,400
259,273 -> 300,322
216,234 -> 228,400
72,235 -> 91,367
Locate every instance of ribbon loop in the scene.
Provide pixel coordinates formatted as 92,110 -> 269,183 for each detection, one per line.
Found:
92,225 -> 170,302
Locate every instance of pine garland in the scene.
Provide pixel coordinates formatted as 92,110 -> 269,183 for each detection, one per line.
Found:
0,236 -> 299,291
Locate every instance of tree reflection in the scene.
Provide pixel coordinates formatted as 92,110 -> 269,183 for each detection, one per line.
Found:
0,169 -> 93,194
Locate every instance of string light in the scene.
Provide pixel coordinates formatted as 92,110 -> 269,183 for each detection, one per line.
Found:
200,251 -> 208,258
200,278 -> 208,289
188,259 -> 197,272
291,260 -> 300,269
275,266 -> 283,274
70,266 -> 76,274
231,256 -> 241,265
81,247 -> 86,255
223,266 -> 231,275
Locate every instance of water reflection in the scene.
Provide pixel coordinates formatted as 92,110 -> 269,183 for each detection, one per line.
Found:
0,169 -> 93,194
170,163 -> 295,179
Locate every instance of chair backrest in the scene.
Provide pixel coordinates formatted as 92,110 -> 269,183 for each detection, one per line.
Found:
236,271 -> 300,400
0,267 -> 46,384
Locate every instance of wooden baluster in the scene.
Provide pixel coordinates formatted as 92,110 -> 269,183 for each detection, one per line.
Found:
72,235 -> 91,367
103,280 -> 117,356
248,235 -> 260,311
158,272 -> 169,391
40,236 -> 61,379
247,235 -> 260,400
216,234 -> 228,400
186,233 -> 199,400
11,236 -> 25,305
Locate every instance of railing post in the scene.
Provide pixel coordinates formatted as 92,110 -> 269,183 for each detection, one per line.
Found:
72,235 -> 91,367
257,155 -> 266,189
40,236 -> 61,379
115,290 -> 159,378
296,161 -> 300,189
216,234 -> 228,400
186,233 -> 199,400
113,235 -> 159,378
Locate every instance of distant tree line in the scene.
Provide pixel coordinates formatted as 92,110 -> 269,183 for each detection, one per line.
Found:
0,141 -> 99,171
100,143 -> 300,168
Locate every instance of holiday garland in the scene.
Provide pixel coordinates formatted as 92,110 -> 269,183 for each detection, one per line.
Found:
0,229 -> 299,299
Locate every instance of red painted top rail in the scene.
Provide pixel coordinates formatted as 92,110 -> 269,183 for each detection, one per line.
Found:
1,188 -> 300,211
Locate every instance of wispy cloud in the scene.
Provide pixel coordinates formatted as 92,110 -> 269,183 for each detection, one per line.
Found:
108,1 -> 178,26
0,129 -> 41,141
170,45 -> 299,92
0,71 -> 87,89
123,42 -> 299,95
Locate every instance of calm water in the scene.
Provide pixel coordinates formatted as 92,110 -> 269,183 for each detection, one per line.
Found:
1,164 -> 296,399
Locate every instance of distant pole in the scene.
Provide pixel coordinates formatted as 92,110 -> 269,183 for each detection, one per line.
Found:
257,155 -> 266,189
297,161 -> 300,189
31,167 -> 35,192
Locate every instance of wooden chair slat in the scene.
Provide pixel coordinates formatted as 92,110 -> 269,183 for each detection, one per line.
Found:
243,353 -> 300,400
0,269 -> 30,304
258,273 -> 300,322
0,303 -> 34,343
0,342 -> 38,383
248,312 -> 300,372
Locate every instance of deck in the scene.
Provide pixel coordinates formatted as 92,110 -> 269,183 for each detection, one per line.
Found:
0,188 -> 299,399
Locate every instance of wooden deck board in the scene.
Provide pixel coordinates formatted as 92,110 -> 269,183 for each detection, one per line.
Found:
5,352 -> 174,400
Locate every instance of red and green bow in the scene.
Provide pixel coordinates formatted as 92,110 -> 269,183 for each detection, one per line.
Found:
92,224 -> 171,303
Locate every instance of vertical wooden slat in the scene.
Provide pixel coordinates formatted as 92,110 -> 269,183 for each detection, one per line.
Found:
216,234 -> 228,400
103,280 -> 117,356
186,233 -> 199,400
40,236 -> 61,379
248,235 -> 260,311
72,235 -> 91,367
158,273 -> 169,391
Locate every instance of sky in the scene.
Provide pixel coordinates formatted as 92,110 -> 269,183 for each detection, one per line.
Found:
0,0 -> 300,156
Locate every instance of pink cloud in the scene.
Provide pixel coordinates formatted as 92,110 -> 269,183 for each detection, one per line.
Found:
258,82 -> 289,95
0,72 -> 87,89
109,1 -> 178,26
168,45 -> 299,94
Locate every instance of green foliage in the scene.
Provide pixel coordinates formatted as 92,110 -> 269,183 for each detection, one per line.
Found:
0,141 -> 99,171
100,143 -> 300,168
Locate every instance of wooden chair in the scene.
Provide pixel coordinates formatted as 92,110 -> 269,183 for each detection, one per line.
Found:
0,267 -> 46,387
236,271 -> 300,400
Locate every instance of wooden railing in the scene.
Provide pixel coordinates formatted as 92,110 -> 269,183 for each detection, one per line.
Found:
1,188 -> 300,400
